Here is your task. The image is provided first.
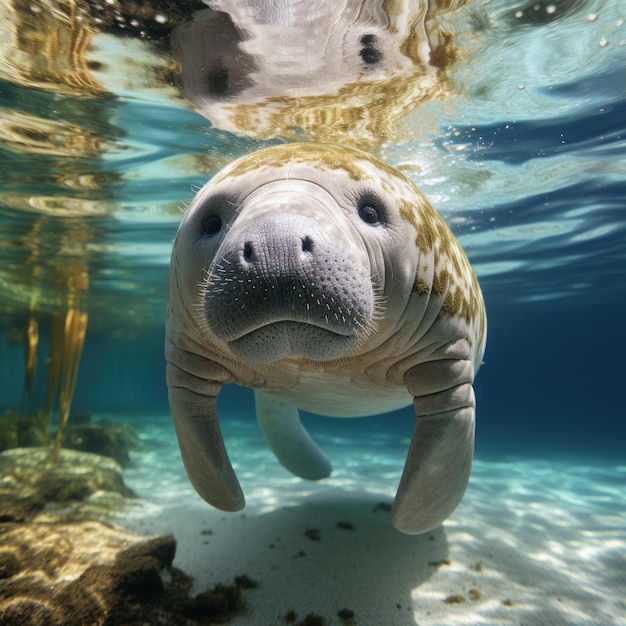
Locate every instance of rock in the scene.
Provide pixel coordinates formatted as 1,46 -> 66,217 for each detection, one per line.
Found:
0,447 -> 258,624
0,519 -> 183,626
0,518 -> 257,625
61,423 -> 140,468
0,447 -> 135,516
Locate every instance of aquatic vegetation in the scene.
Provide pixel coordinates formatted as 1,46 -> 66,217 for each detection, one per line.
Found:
22,315 -> 37,404
2,201 -> 90,454
0,408 -> 49,452
49,304 -> 89,459
2,289 -> 89,460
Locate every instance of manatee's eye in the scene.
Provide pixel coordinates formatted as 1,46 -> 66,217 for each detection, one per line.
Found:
359,34 -> 382,65
202,213 -> 222,236
357,200 -> 384,226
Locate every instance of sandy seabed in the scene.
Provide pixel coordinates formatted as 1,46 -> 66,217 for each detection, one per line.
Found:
116,414 -> 625,626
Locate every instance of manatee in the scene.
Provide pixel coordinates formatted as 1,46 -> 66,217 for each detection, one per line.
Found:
166,142 -> 486,534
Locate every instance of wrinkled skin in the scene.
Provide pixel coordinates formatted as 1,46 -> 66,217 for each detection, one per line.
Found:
166,143 -> 486,534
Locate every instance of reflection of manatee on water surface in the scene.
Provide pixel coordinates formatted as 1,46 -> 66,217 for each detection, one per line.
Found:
172,0 -> 465,148
0,0 -> 464,154
166,143 -> 486,534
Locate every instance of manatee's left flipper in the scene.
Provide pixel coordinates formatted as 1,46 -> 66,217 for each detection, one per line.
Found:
392,355 -> 476,534
255,390 -> 332,480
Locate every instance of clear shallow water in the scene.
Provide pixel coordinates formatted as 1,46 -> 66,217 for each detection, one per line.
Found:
0,1 -> 625,622
115,412 -> 626,624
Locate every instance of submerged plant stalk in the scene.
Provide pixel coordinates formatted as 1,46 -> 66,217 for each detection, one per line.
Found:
23,315 -> 39,413
51,307 -> 88,460
46,312 -> 65,420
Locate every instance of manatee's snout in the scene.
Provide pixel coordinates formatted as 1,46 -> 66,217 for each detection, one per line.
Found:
203,192 -> 374,363
232,216 -> 318,282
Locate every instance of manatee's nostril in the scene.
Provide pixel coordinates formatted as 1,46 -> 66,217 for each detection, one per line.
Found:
301,235 -> 314,253
243,241 -> 254,263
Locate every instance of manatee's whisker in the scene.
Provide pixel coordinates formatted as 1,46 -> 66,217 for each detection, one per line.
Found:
370,278 -> 388,323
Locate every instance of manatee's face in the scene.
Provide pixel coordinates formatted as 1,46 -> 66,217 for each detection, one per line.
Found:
176,145 -> 419,364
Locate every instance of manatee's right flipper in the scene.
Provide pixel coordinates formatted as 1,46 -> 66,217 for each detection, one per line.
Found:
166,345 -> 244,511
255,390 -> 332,480
393,352 -> 476,535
